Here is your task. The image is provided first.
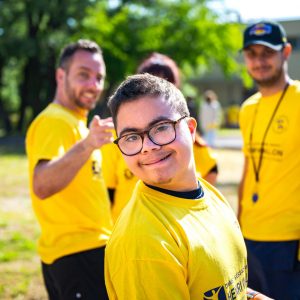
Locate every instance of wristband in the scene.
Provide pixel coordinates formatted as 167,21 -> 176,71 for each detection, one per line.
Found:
247,291 -> 260,299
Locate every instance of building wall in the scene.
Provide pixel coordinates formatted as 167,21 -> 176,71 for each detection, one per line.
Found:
193,19 -> 300,111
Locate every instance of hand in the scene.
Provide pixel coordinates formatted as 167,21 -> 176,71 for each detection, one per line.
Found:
247,288 -> 274,299
85,115 -> 114,150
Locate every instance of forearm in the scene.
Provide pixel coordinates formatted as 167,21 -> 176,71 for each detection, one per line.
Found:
33,115 -> 114,199
203,164 -> 218,185
237,157 -> 248,220
237,180 -> 244,221
33,137 -> 94,199
203,171 -> 217,185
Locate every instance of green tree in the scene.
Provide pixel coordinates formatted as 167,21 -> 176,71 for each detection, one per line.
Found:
0,0 -> 244,135
0,0 -> 98,135
77,0 -> 242,116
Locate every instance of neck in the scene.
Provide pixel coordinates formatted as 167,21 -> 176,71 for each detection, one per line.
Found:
259,75 -> 291,97
53,97 -> 88,118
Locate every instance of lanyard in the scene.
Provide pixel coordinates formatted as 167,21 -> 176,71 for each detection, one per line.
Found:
249,83 -> 289,183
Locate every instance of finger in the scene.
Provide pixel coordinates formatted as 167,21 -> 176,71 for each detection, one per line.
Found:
102,116 -> 113,122
89,115 -> 114,131
99,117 -> 114,129
89,115 -> 101,129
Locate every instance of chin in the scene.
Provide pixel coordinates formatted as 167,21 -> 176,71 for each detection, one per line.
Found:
146,174 -> 173,187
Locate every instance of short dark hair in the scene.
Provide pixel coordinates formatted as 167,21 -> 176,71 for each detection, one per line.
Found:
58,39 -> 103,70
137,52 -> 181,88
108,73 -> 189,127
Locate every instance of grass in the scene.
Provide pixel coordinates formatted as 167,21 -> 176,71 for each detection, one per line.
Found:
0,136 -> 243,299
0,137 -> 47,300
217,127 -> 242,138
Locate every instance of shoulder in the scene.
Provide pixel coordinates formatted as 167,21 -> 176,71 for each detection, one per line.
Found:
239,93 -> 261,121
28,104 -> 80,133
200,178 -> 227,205
289,80 -> 300,95
241,92 -> 260,109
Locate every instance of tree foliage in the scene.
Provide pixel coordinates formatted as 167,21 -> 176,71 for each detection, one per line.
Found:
80,1 -> 242,88
0,0 -> 244,135
0,0 -> 98,134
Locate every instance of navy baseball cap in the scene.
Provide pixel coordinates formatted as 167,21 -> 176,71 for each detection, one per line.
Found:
242,21 -> 287,51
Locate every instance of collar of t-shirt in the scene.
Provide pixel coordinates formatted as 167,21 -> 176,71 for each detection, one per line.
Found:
145,181 -> 204,199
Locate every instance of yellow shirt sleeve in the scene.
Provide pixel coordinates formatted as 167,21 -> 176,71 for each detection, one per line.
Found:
101,141 -> 119,189
193,144 -> 217,177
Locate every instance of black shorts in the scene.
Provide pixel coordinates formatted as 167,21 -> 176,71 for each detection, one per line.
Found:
42,247 -> 108,300
246,239 -> 300,300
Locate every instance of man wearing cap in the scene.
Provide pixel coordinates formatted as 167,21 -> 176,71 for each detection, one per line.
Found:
238,20 -> 300,299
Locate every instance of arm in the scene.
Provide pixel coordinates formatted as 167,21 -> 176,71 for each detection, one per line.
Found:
237,156 -> 248,221
203,165 -> 218,185
33,116 -> 114,199
193,137 -> 218,185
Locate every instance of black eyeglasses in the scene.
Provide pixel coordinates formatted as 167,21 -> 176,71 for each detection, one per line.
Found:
114,115 -> 187,156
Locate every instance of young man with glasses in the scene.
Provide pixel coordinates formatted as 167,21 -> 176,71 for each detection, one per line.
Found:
239,21 -> 300,299
104,73 -> 271,299
101,52 -> 218,223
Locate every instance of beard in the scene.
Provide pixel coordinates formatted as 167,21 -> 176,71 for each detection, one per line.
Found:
65,79 -> 100,111
252,61 -> 285,88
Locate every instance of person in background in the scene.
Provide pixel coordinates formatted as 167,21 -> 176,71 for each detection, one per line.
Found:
238,20 -> 300,299
102,52 -> 218,222
26,39 -> 113,300
105,73 -> 272,300
186,95 -> 199,124
199,89 -> 222,147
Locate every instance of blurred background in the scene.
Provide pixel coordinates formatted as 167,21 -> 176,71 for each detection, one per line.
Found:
0,0 -> 299,298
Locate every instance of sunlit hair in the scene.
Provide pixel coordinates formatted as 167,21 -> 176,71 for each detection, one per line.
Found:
108,73 -> 189,127
137,53 -> 204,146
58,39 -> 103,71
137,52 -> 181,88
204,89 -> 218,102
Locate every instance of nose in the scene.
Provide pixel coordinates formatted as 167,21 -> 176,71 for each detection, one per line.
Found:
140,133 -> 161,154
87,77 -> 102,91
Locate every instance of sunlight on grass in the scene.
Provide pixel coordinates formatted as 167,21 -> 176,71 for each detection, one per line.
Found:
0,156 -> 29,198
0,265 -> 42,299
0,143 -> 47,299
0,231 -> 37,262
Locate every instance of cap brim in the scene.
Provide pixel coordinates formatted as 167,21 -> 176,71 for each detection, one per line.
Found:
242,40 -> 284,51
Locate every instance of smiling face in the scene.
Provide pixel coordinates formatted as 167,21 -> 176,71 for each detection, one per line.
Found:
56,49 -> 106,115
116,95 -> 198,191
243,44 -> 289,88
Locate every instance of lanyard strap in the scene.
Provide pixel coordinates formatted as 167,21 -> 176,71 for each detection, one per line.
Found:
249,83 -> 289,182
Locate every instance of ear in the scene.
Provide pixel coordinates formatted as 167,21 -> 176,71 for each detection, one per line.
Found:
186,117 -> 197,142
56,68 -> 65,84
283,43 -> 292,60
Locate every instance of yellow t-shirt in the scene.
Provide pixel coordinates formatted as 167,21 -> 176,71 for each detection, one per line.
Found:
26,103 -> 113,263
102,139 -> 217,222
239,80 -> 300,241
105,179 -> 248,300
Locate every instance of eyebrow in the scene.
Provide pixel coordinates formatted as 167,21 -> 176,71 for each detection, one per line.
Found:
77,66 -> 105,76
118,116 -> 173,137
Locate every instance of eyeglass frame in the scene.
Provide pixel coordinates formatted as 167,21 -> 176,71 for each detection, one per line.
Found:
113,115 -> 187,156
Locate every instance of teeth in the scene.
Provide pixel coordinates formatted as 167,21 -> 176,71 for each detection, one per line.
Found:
83,93 -> 94,99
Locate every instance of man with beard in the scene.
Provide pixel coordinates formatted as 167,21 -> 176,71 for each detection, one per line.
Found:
26,39 -> 114,300
238,21 -> 300,299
